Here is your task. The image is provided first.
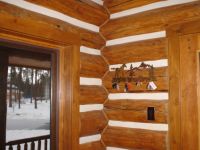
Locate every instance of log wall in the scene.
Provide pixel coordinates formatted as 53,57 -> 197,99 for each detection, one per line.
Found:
2,0 -> 200,149
79,47 -> 108,149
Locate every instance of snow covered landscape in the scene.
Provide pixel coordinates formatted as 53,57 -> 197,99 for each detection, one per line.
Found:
5,66 -> 51,149
7,99 -> 50,120
6,99 -> 50,150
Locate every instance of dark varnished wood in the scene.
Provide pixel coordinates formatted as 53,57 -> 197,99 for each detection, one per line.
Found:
6,135 -> 50,150
102,38 -> 167,65
102,126 -> 167,150
80,85 -> 108,105
80,111 -> 108,136
9,56 -> 51,69
104,100 -> 168,123
101,1 -> 200,40
0,51 -> 8,150
80,52 -> 108,78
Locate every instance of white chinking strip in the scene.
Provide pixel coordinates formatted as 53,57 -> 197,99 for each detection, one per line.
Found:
108,93 -> 168,100
109,59 -> 168,71
111,0 -> 198,19
109,121 -> 168,131
80,77 -> 102,85
79,134 -> 101,144
107,147 -> 128,150
0,0 -> 99,32
80,46 -> 101,55
91,0 -> 103,5
106,31 -> 166,46
80,104 -> 103,112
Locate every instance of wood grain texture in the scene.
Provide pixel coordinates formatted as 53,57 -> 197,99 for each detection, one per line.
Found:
103,67 -> 168,93
0,3 -> 82,149
102,126 -> 167,150
58,46 -> 80,150
0,51 -> 8,150
79,29 -> 105,49
167,28 -> 181,150
101,1 -> 200,40
80,52 -> 108,78
80,111 -> 108,136
80,85 -> 108,105
167,18 -> 200,37
79,141 -> 106,150
104,0 -> 163,14
167,20 -> 200,150
102,38 -> 167,64
26,0 -> 109,26
104,100 -> 168,123
179,34 -> 199,150
0,2 -> 105,49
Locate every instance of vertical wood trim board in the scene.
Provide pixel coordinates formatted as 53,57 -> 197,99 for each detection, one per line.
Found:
58,46 -> 80,150
179,34 -> 199,149
0,51 -> 8,150
167,19 -> 200,150
167,29 -> 181,150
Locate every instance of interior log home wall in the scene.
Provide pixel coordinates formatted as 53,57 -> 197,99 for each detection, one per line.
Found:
1,0 -> 200,150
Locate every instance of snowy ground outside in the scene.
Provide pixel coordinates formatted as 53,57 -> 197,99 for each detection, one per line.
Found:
7,130 -> 50,142
6,99 -> 50,149
7,99 -> 50,120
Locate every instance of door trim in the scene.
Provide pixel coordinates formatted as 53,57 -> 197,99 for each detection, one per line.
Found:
0,23 -> 80,150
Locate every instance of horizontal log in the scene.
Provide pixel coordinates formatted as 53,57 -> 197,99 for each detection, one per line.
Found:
102,126 -> 167,150
103,67 -> 168,93
102,38 -> 167,64
104,0 -> 163,14
104,100 -> 168,123
80,53 -> 108,78
79,29 -> 105,49
101,1 -> 200,40
80,111 -> 108,136
79,141 -> 105,150
80,85 -> 108,105
0,2 -> 105,49
26,0 -> 109,26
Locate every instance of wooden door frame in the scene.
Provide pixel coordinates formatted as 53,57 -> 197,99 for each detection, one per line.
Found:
0,51 -> 8,150
167,19 -> 200,150
0,23 -> 80,150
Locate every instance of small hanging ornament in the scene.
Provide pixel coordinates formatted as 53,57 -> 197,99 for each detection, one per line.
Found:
147,81 -> 157,90
112,82 -> 120,91
112,82 -> 117,89
116,83 -> 120,91
136,81 -> 143,87
127,82 -> 132,90
124,82 -> 132,92
124,82 -> 128,92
